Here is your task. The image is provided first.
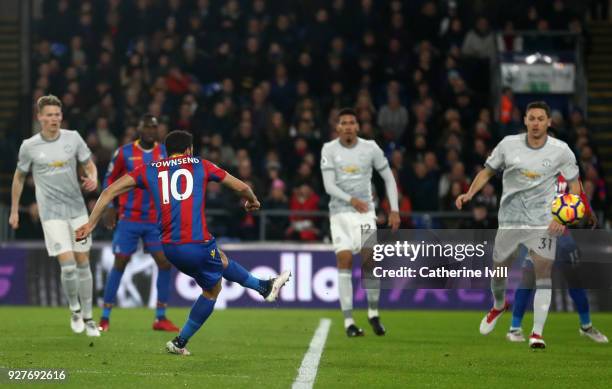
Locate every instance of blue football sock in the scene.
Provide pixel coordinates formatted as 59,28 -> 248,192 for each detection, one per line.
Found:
156,268 -> 171,319
102,268 -> 124,319
511,288 -> 532,328
569,288 -> 591,326
223,260 -> 268,294
178,295 -> 216,343
102,306 -> 112,319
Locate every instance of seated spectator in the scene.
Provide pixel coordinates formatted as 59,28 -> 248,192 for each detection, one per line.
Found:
286,183 -> 321,241
377,92 -> 409,142
264,179 -> 289,240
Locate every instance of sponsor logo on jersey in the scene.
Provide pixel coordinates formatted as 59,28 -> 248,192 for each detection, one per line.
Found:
48,160 -> 68,168
520,170 -> 541,179
342,165 -> 360,174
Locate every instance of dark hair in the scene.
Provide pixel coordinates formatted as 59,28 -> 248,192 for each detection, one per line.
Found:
526,101 -> 551,117
139,113 -> 158,127
337,107 -> 358,122
164,130 -> 193,155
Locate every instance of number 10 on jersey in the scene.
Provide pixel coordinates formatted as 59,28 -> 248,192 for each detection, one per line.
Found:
158,169 -> 193,204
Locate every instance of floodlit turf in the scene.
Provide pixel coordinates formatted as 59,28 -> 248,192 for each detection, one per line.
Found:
1,308 -> 611,388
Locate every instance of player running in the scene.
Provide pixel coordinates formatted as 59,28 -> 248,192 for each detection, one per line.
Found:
456,101 -> 581,349
320,108 -> 400,337
10,95 -> 100,337
76,130 -> 290,355
99,114 -> 179,332
507,175 -> 608,343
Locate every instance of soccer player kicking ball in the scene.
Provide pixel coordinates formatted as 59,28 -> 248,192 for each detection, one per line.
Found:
99,114 -> 179,332
456,101 -> 581,349
76,131 -> 290,355
10,95 -> 100,337
320,108 -> 400,337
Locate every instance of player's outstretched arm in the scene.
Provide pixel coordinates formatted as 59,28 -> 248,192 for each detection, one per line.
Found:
455,166 -> 496,210
9,169 -> 26,229
75,174 -> 136,240
221,173 -> 261,211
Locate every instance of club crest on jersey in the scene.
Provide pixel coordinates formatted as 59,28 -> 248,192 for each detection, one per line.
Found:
542,159 -> 551,167
63,144 -> 73,154
210,249 -> 216,258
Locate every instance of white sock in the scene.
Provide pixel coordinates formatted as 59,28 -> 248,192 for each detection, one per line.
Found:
338,269 -> 353,327
491,277 -> 507,310
532,279 -> 552,335
60,259 -> 80,312
344,318 -> 355,328
77,261 -> 93,320
364,278 -> 380,319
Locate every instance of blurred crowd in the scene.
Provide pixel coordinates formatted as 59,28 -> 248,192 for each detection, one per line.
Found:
14,0 -> 607,240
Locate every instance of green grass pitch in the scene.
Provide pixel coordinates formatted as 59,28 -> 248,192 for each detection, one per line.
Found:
1,307 -> 611,388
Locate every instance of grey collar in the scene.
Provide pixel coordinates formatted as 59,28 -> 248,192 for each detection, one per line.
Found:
39,129 -> 61,143
524,133 -> 547,150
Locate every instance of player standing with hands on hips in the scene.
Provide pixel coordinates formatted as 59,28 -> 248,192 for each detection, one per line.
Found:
9,95 -> 100,337
321,108 -> 400,337
456,101 -> 583,349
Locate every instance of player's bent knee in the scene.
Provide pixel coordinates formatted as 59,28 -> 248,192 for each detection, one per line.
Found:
336,251 -> 353,269
531,254 -> 553,278
218,250 -> 229,269
151,252 -> 172,269
60,261 -> 77,277
153,256 -> 172,270
203,281 -> 222,300
113,255 -> 131,270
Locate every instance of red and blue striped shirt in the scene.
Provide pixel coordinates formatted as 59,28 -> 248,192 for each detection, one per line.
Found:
104,141 -> 166,223
128,155 -> 227,244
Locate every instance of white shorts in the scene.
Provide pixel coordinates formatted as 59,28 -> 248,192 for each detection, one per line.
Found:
41,214 -> 92,257
330,211 -> 377,254
493,228 -> 557,263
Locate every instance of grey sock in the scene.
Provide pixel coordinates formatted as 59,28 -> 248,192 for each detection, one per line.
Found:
364,278 -> 381,313
491,277 -> 507,310
338,269 -> 353,319
77,261 -> 93,320
60,259 -> 80,312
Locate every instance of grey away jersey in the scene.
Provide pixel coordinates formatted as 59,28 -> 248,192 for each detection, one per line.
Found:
17,129 -> 92,221
485,134 -> 579,227
320,137 -> 389,215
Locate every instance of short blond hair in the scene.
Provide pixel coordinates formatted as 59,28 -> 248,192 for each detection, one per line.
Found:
37,94 -> 62,113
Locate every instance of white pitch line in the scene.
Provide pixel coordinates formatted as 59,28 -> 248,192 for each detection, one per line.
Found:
292,318 -> 332,389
